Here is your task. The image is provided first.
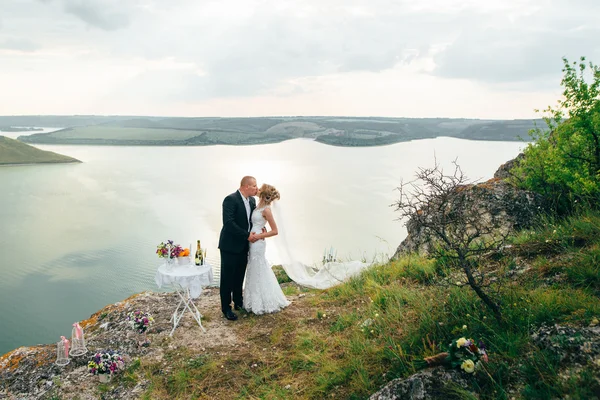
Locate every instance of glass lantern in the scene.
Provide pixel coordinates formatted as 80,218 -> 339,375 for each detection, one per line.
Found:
55,336 -> 70,366
70,322 -> 88,356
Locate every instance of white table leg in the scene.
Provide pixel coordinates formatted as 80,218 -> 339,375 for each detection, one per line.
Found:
169,287 -> 186,336
170,296 -> 185,323
169,284 -> 206,336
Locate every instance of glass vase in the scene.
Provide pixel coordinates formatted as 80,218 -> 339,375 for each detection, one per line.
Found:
98,373 -> 111,383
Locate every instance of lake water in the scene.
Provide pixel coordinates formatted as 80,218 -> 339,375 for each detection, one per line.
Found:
0,136 -> 525,355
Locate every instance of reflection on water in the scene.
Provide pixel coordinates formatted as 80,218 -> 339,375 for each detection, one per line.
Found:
0,137 -> 524,354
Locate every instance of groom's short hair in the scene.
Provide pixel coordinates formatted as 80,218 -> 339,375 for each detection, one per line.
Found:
240,176 -> 256,187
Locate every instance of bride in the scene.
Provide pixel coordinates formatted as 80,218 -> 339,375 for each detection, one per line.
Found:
243,183 -> 290,315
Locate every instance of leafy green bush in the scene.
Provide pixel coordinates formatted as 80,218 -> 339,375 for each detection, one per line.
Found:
512,57 -> 600,214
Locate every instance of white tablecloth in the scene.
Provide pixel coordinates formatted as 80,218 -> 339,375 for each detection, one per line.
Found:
154,262 -> 214,298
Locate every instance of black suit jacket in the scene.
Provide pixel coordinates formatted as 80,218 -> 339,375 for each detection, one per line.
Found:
218,191 -> 256,254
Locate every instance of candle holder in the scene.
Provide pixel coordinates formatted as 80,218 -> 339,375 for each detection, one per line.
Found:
55,336 -> 70,366
70,322 -> 88,356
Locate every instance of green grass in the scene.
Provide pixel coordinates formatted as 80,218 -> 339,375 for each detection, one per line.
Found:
129,210 -> 600,399
120,358 -> 141,387
272,265 -> 292,284
508,210 -> 600,251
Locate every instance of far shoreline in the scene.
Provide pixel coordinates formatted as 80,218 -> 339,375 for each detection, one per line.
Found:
18,135 -> 528,148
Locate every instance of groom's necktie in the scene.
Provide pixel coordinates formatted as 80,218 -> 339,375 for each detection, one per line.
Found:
243,197 -> 251,231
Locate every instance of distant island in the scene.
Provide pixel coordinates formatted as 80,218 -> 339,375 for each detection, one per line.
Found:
0,115 -> 541,147
0,136 -> 81,165
0,126 -> 43,132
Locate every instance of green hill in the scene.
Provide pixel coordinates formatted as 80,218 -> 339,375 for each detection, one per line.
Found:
0,135 -> 80,165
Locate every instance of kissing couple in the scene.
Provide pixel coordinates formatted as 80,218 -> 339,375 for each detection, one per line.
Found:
218,176 -> 290,321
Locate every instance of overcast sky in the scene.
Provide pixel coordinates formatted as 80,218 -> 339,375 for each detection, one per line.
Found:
1,0 -> 598,118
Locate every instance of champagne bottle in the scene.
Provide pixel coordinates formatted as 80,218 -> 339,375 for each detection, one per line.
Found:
195,240 -> 201,266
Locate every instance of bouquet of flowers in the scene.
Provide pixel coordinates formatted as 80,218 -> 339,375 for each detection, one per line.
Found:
416,336 -> 488,374
88,351 -> 125,375
127,310 -> 154,334
156,240 -> 184,259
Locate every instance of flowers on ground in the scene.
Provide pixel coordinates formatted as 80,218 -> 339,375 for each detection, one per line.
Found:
127,310 -> 154,334
446,336 -> 488,373
418,335 -> 489,374
156,240 -> 184,259
88,351 -> 125,375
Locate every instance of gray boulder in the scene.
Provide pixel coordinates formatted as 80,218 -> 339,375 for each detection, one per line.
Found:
369,367 -> 477,400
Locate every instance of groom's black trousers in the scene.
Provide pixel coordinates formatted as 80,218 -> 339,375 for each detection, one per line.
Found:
220,249 -> 248,313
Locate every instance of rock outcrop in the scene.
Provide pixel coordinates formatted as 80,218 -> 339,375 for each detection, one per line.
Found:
0,289 -> 238,400
369,366 -> 477,400
531,324 -> 600,368
393,155 -> 543,257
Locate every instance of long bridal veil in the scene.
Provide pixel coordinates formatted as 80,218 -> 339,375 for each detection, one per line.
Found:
270,202 -> 375,289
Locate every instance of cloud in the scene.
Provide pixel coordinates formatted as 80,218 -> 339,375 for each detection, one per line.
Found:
0,38 -> 40,52
108,4 -> 462,100
434,27 -> 600,84
432,1 -> 600,85
34,0 -> 133,31
1,0 -> 598,116
62,0 -> 131,30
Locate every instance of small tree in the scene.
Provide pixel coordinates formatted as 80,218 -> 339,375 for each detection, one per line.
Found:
393,161 -> 507,323
512,57 -> 600,213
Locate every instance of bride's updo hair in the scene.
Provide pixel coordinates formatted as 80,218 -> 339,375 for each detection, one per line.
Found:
259,183 -> 280,205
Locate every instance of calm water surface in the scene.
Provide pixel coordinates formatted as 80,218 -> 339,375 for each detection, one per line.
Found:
0,137 -> 524,354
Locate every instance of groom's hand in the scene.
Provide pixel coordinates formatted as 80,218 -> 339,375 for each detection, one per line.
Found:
248,232 -> 258,243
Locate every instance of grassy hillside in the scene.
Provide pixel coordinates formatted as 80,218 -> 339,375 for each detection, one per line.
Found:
0,135 -> 80,165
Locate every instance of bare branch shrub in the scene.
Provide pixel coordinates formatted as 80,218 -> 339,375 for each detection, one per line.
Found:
393,160 -> 509,322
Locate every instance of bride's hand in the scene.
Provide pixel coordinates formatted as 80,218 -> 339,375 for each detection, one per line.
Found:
255,231 -> 268,240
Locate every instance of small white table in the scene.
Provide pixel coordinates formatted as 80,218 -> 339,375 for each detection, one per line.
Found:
154,261 -> 214,336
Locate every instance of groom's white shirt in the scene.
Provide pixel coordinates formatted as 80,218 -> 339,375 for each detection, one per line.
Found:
238,190 -> 251,231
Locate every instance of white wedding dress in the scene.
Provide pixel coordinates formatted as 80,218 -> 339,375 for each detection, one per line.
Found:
243,206 -> 291,315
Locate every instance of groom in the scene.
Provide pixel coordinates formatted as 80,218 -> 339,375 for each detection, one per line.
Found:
218,176 -> 259,321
